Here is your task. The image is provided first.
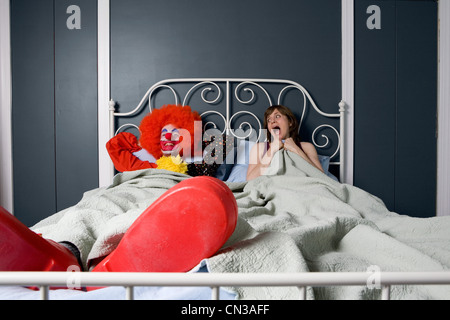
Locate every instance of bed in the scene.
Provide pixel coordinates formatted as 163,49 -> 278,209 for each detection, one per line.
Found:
1,78 -> 450,300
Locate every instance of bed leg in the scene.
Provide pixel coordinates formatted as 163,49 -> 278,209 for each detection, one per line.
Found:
381,285 -> 391,300
40,286 -> 49,300
211,286 -> 220,300
298,286 -> 307,300
126,286 -> 134,300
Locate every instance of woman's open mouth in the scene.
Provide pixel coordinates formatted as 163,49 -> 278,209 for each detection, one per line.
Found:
271,126 -> 281,135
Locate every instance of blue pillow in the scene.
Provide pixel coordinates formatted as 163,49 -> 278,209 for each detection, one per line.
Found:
227,164 -> 249,182
317,155 -> 330,172
214,148 -> 236,181
317,155 -> 339,181
225,140 -> 256,183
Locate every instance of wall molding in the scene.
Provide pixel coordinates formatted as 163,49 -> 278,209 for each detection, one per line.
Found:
98,0 -> 113,188
0,0 -> 13,213
342,0 -> 354,185
437,1 -> 450,216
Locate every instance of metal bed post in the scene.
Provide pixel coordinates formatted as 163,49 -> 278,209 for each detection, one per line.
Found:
382,285 -> 391,300
109,99 -> 116,178
225,81 -> 231,136
126,286 -> 134,300
40,285 -> 49,301
298,286 -> 307,300
211,286 -> 220,300
338,100 -> 346,183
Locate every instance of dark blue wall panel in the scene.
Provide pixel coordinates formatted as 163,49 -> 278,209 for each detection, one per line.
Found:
395,1 -> 437,217
355,0 -> 397,212
11,0 -> 57,226
11,0 -> 98,226
54,0 -> 98,212
355,0 -> 437,217
110,0 -> 342,129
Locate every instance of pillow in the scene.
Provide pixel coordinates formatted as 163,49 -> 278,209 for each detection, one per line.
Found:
226,140 -> 256,183
235,140 -> 256,165
226,164 -> 249,182
317,155 -> 330,173
214,147 -> 236,181
317,154 -> 339,181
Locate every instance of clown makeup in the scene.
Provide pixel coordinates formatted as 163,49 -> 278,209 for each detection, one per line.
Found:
160,124 -> 182,155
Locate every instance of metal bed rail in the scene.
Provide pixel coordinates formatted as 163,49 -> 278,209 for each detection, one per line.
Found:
1,271 -> 450,300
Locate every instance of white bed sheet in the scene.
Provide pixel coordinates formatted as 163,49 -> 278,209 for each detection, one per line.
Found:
0,285 -> 236,300
0,265 -> 237,300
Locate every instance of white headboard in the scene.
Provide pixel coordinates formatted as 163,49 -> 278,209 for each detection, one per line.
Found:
108,78 -> 346,181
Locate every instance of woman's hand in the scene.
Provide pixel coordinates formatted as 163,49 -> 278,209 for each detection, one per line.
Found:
268,139 -> 284,156
283,139 -> 324,173
282,138 -> 299,153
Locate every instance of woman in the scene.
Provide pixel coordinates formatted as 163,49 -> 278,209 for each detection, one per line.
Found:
246,105 -> 324,180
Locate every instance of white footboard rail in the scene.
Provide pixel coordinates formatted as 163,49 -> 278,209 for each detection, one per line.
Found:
1,271 -> 450,300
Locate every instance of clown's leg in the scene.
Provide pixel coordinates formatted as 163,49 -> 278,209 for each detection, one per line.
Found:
0,206 -> 81,272
91,176 -> 238,273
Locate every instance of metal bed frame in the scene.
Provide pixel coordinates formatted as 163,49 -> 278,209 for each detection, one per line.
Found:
2,271 -> 450,300
1,78 -> 449,300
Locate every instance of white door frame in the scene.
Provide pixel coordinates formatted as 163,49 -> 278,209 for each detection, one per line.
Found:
342,0 -> 354,186
0,0 -> 13,213
98,0 -> 114,187
437,0 -> 450,216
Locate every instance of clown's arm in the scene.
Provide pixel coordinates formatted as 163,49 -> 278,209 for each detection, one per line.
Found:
106,132 -> 157,172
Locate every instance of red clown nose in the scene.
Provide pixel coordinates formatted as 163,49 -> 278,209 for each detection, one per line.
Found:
164,132 -> 172,140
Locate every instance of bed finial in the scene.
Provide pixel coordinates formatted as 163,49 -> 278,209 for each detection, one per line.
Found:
338,100 -> 346,112
109,99 -> 116,111
109,99 -> 117,139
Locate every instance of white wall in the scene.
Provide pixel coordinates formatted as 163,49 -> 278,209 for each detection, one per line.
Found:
437,0 -> 450,216
98,0 -> 114,188
0,0 -> 13,213
342,0 -> 354,186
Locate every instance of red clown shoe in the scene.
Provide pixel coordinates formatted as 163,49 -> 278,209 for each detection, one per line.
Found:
91,176 -> 237,274
0,206 -> 80,272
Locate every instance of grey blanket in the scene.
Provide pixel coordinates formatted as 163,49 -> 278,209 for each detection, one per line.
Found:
33,170 -> 189,268
33,150 -> 450,299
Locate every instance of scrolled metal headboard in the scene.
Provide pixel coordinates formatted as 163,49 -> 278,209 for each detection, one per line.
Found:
109,78 -> 346,181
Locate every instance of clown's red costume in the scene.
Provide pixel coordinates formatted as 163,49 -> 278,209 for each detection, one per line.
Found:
0,105 -> 237,281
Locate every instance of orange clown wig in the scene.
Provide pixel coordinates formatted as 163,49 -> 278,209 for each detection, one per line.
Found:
139,104 -> 202,160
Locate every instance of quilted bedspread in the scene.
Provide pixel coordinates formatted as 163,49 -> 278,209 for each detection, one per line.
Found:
32,150 -> 450,300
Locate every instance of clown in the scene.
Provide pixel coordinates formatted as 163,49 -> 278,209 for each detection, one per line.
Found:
0,104 -> 237,281
107,104 -> 230,177
107,104 -> 203,174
